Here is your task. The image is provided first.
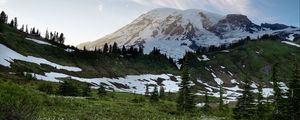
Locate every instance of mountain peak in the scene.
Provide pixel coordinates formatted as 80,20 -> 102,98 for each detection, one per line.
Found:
78,8 -> 299,60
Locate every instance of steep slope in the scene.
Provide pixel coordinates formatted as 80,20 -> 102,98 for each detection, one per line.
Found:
78,8 -> 300,59
0,24 -> 179,78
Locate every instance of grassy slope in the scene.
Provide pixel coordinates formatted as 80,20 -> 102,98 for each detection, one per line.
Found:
189,39 -> 300,89
0,24 -> 179,78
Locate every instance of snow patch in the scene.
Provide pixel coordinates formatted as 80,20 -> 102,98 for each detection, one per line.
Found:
287,34 -> 295,41
198,55 -> 210,61
0,44 -> 82,72
28,71 -> 181,94
282,41 -> 300,48
230,79 -> 239,84
26,38 -> 53,46
65,48 -> 75,52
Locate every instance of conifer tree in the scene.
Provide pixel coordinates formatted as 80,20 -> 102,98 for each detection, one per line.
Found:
59,33 -> 65,44
159,86 -> 165,99
203,91 -> 210,112
138,46 -> 143,55
150,85 -> 159,102
25,25 -> 28,33
97,85 -> 107,97
272,63 -> 288,120
176,56 -> 195,112
58,81 -> 80,96
103,43 -> 109,53
219,84 -> 224,111
256,82 -> 266,119
289,61 -> 300,120
112,42 -> 118,53
0,11 -> 8,23
81,83 -> 91,97
145,84 -> 149,96
13,17 -> 18,29
233,76 -> 255,119
20,25 -> 24,32
121,46 -> 127,55
45,29 -> 49,40
9,20 -> 14,27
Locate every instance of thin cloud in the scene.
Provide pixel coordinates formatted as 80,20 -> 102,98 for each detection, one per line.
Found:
0,0 -> 6,7
129,0 -> 255,15
98,4 -> 103,12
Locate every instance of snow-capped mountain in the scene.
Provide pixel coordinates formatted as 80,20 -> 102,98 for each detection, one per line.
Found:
78,8 -> 299,59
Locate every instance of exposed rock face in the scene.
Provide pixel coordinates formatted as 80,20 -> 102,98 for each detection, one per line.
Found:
209,14 -> 262,37
261,23 -> 289,30
78,8 -> 299,60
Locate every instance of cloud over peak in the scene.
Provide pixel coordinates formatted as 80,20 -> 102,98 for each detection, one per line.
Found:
129,0 -> 254,15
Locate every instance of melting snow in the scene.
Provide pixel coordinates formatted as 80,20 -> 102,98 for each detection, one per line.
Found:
27,71 -> 181,94
0,44 -> 82,72
198,55 -> 210,61
230,79 -> 239,84
287,34 -> 295,41
26,38 -> 53,46
228,71 -> 234,76
250,82 -> 258,88
65,48 -> 75,52
214,78 -> 223,85
282,41 -> 300,48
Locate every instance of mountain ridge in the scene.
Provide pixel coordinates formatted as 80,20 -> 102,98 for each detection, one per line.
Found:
78,8 -> 300,59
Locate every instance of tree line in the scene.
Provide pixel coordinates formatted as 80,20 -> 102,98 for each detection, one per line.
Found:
0,11 -> 65,44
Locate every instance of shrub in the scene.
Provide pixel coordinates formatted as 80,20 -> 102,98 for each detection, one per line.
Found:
38,82 -> 55,94
0,82 -> 44,120
58,81 -> 80,96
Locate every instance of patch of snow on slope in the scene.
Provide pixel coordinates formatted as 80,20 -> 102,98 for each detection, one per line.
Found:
230,79 -> 239,84
197,79 -> 242,102
198,55 -> 210,61
211,73 -> 223,85
228,71 -> 234,76
29,71 -> 181,94
287,34 -> 295,41
214,78 -> 223,85
26,38 -> 53,46
282,41 -> 300,47
65,48 -> 75,52
250,82 -> 258,88
0,44 -> 81,72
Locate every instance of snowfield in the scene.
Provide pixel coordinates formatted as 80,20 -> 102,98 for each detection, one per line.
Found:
25,38 -> 53,46
0,44 -> 82,72
281,41 -> 300,48
27,71 -> 181,94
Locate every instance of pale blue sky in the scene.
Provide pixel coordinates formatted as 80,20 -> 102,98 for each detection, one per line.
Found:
0,0 -> 299,45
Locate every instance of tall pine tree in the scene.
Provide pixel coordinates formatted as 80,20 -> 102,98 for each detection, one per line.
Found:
219,84 -> 224,111
233,76 -> 255,119
176,56 -> 195,112
0,11 -> 8,23
289,61 -> 300,120
272,63 -> 289,120
150,85 -> 159,102
203,91 -> 210,112
256,82 -> 266,119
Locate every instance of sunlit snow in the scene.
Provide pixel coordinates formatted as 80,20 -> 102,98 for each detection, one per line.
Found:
0,44 -> 81,72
